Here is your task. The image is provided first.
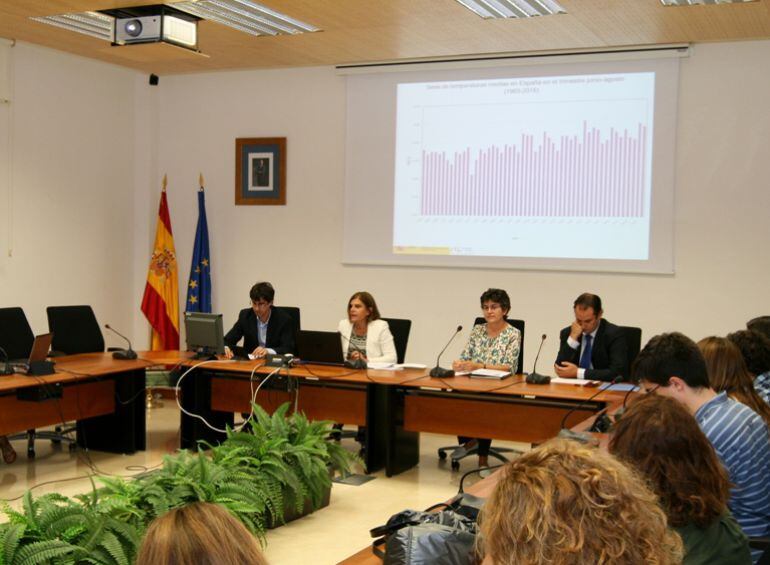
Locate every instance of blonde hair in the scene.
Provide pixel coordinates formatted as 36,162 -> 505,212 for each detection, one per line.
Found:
479,439 -> 683,565
135,502 -> 268,565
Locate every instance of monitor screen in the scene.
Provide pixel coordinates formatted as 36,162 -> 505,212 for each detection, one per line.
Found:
184,312 -> 224,355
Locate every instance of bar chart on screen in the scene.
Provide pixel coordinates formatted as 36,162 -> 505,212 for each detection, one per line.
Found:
393,72 -> 656,260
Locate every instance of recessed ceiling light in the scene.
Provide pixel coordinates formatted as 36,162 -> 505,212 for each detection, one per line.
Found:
173,0 -> 320,36
454,0 -> 566,19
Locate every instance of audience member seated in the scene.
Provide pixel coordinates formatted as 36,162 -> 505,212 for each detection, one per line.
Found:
0,436 -> 15,464
748,316 -> 770,339
451,288 -> 521,468
634,332 -> 770,555
224,281 -> 295,359
728,329 -> 770,406
698,336 -> 770,426
135,501 -> 268,565
337,291 -> 397,364
479,438 -> 683,565
610,394 -> 751,565
554,292 -> 628,382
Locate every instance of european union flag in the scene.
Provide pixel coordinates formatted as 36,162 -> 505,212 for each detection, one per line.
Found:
186,188 -> 212,313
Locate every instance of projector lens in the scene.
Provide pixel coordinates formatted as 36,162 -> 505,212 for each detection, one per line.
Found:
125,20 -> 142,37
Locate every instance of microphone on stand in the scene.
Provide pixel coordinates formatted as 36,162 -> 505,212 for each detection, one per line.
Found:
105,324 -> 138,360
525,334 -> 550,384
337,331 -> 367,370
430,325 -> 463,378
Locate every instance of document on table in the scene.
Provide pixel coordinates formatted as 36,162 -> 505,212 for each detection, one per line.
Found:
469,368 -> 511,379
396,363 -> 427,369
550,377 -> 598,386
367,362 -> 400,371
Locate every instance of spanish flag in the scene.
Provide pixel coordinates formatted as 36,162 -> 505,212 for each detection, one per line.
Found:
141,176 -> 180,350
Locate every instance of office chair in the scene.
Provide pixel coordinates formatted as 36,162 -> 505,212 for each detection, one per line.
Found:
438,317 -> 525,470
0,307 -> 35,363
619,326 -> 642,381
0,307 -> 77,458
274,306 -> 301,333
46,305 -> 105,355
381,317 -> 411,364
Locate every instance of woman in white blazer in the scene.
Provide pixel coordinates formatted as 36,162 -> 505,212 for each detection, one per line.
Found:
337,291 -> 397,365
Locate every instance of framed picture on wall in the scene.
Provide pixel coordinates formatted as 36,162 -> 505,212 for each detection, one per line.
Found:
235,137 -> 286,205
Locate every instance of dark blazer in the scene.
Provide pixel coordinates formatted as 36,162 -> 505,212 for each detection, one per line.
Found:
224,307 -> 295,355
555,318 -> 628,382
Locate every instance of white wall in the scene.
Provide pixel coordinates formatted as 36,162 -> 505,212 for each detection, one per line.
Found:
146,40 -> 770,368
0,42 -> 143,350
3,40 -> 768,367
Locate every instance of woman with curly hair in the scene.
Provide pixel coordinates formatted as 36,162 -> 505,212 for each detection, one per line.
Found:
479,438 -> 682,565
698,336 -> 770,426
610,394 -> 751,564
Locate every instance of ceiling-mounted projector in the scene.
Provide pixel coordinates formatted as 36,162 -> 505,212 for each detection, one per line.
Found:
106,6 -> 198,50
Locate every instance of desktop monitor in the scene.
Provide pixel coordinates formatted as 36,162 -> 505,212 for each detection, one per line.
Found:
184,312 -> 225,359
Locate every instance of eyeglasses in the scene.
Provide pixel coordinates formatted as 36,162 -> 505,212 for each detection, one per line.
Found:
643,384 -> 660,395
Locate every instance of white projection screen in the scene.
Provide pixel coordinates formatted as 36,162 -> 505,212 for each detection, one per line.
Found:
342,50 -> 682,274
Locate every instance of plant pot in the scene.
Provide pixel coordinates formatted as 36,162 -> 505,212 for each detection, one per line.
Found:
268,481 -> 332,528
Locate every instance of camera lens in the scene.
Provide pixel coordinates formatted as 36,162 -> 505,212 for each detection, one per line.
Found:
124,19 -> 143,37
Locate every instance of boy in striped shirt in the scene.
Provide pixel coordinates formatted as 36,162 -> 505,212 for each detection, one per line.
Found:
634,332 -> 770,562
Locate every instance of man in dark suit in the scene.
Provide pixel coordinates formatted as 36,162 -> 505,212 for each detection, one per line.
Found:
554,293 -> 628,382
224,281 -> 295,358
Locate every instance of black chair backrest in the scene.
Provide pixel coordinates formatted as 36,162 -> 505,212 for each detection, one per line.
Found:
382,318 -> 412,364
620,326 -> 642,379
0,307 -> 35,361
473,317 -> 525,374
274,306 -> 301,332
47,305 -> 105,354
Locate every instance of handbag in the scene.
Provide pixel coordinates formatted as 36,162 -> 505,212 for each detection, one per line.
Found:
370,497 -> 481,565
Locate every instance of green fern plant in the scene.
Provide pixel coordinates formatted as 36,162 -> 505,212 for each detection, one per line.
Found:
0,400 -> 360,563
0,489 -> 142,565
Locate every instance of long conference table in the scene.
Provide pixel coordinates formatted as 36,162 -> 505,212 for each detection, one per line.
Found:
0,351 -> 626,476
177,357 -> 627,476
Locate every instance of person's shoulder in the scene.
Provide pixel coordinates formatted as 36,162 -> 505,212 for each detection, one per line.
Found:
237,307 -> 252,319
502,323 -> 521,338
705,394 -> 766,430
271,306 -> 291,322
601,319 -> 622,333
338,318 -> 351,332
369,319 -> 390,332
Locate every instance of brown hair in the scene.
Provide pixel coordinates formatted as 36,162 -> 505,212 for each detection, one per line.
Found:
347,291 -> 381,321
135,502 -> 268,565
610,394 -> 731,528
480,438 -> 682,565
698,336 -> 770,426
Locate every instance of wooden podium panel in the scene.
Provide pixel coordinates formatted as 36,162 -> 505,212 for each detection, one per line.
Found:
404,392 -> 596,444
0,380 -> 114,436
210,378 -> 367,426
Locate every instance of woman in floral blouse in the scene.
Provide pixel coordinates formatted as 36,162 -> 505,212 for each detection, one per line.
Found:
452,288 -> 521,468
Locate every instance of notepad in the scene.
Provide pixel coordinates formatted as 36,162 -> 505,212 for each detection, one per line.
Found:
396,363 -> 427,370
469,368 -> 511,379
